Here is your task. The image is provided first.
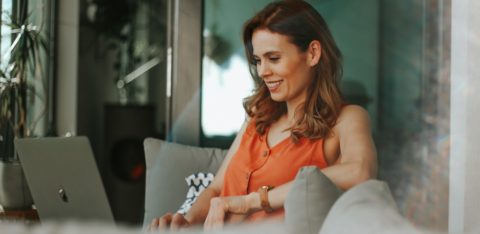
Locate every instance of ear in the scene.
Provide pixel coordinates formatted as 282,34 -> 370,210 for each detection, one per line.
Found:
307,40 -> 321,67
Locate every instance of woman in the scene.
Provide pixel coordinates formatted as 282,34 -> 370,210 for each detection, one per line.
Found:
150,0 -> 377,230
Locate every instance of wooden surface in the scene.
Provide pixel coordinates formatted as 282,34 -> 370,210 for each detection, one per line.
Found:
0,208 -> 39,222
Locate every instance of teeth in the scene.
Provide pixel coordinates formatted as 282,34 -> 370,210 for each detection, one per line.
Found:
266,80 -> 282,89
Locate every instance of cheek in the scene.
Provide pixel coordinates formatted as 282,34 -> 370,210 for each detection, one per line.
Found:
275,60 -> 300,77
280,60 -> 310,82
287,66 -> 313,92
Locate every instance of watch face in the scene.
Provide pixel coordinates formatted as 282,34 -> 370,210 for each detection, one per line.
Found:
262,185 -> 274,191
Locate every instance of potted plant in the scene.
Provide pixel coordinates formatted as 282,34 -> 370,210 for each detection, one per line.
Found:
0,2 -> 48,210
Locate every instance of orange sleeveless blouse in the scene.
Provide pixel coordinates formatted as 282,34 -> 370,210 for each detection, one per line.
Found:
220,121 -> 329,221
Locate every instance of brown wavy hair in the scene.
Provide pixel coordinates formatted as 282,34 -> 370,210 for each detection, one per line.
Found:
242,0 -> 344,142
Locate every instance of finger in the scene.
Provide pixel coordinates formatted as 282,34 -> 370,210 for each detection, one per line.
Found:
148,218 -> 159,231
204,211 -> 212,228
213,212 -> 225,230
158,213 -> 173,230
204,206 -> 225,230
203,209 -> 214,230
171,213 -> 188,230
204,216 -> 212,230
204,215 -> 224,231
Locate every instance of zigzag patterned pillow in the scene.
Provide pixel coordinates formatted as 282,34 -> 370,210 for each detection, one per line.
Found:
177,172 -> 215,215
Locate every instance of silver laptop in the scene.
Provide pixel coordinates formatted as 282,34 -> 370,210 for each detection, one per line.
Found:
15,136 -> 115,223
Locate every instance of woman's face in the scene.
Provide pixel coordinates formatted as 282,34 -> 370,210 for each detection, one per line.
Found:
252,29 -> 314,105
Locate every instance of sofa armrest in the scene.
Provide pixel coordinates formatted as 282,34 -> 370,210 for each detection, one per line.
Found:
143,138 -> 228,226
319,180 -> 424,234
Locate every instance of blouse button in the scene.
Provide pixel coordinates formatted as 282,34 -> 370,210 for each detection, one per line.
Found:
263,150 -> 269,157
245,172 -> 250,180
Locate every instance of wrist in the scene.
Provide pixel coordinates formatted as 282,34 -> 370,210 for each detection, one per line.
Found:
246,192 -> 262,212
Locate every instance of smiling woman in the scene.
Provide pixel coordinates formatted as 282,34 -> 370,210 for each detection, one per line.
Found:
242,1 -> 344,144
150,0 -> 377,231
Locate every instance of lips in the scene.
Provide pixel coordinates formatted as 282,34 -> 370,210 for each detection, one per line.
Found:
265,80 -> 283,91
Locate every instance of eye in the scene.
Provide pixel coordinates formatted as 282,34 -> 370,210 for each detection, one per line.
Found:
269,57 -> 280,62
252,58 -> 261,65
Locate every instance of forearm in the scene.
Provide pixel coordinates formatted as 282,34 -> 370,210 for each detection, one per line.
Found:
244,162 -> 374,211
184,187 -> 220,225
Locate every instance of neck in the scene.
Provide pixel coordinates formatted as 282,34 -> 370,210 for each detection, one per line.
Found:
285,85 -> 310,123
285,98 -> 305,125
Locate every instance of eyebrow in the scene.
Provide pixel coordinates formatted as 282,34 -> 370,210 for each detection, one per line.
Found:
253,51 -> 281,58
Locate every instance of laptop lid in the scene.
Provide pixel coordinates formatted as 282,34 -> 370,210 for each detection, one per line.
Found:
15,136 -> 115,223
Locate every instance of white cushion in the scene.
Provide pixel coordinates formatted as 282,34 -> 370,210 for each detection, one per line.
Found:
177,172 -> 215,215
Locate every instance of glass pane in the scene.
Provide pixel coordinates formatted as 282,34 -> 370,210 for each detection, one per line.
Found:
78,0 -> 167,145
0,0 -> 55,161
201,0 -> 270,148
1,0 -> 13,65
77,0 -> 167,224
377,0 -> 450,230
201,0 -> 380,148
27,0 -> 55,137
201,0 -> 450,230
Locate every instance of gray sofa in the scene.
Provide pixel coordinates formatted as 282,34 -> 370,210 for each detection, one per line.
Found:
143,138 -> 428,234
0,138 -> 429,234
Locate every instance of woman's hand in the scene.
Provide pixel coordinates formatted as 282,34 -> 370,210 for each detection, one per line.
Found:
203,197 -> 228,230
203,193 -> 259,230
149,212 -> 190,231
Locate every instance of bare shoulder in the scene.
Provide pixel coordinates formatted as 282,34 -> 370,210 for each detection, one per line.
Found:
335,105 -> 371,132
338,105 -> 370,120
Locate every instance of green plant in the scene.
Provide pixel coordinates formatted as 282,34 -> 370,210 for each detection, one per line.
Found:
0,6 -> 48,162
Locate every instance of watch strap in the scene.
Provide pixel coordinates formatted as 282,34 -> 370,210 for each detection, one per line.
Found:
258,185 -> 274,213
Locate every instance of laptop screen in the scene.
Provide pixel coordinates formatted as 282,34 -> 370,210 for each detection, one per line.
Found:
15,137 -> 114,223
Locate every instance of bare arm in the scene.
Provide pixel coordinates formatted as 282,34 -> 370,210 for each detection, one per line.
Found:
268,106 -> 377,206
322,105 -> 377,189
149,120 -> 249,230
205,105 -> 378,226
183,120 -> 249,225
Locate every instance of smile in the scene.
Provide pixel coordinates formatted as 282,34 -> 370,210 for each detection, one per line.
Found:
265,80 -> 283,91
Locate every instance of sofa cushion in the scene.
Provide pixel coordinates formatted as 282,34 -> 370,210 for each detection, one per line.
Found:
284,166 -> 343,234
143,138 -> 228,226
319,180 -> 422,234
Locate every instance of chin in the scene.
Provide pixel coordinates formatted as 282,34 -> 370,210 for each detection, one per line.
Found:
270,94 -> 285,102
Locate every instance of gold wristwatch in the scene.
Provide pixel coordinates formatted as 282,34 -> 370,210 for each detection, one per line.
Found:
258,185 -> 274,213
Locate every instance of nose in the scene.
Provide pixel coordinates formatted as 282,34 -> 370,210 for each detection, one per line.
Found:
257,62 -> 272,78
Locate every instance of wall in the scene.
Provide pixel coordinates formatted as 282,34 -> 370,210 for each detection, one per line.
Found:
56,0 -> 79,136
450,0 -> 480,232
